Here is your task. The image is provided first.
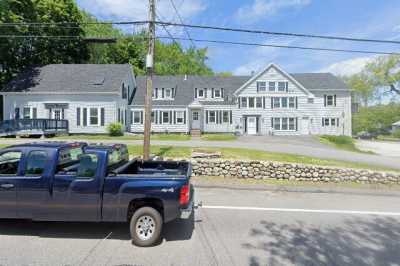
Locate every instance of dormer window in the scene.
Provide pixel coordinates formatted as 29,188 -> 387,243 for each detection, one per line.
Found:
197,88 -> 205,98
153,88 -> 174,100
165,88 -> 173,99
214,88 -> 222,98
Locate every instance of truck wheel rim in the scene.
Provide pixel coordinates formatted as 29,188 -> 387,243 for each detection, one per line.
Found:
136,215 -> 155,241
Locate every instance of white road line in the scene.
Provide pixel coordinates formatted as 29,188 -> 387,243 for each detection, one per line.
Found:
202,205 -> 400,216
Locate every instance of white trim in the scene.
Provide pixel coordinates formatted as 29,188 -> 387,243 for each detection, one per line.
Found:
234,63 -> 314,96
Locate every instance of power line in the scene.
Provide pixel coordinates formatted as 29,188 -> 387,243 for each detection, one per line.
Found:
168,0 -> 195,47
3,20 -> 400,45
156,36 -> 400,55
155,13 -> 179,44
155,21 -> 400,45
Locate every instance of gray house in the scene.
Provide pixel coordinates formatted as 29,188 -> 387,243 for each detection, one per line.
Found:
131,63 -> 352,136
0,64 -> 135,134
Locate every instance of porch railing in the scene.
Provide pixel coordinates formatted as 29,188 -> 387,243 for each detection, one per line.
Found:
0,119 -> 69,135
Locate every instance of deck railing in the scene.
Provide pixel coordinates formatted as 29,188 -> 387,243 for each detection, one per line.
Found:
0,119 -> 69,135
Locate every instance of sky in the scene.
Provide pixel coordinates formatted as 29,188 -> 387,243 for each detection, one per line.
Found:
76,0 -> 400,76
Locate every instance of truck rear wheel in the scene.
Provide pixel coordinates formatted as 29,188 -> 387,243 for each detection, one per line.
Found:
130,206 -> 163,247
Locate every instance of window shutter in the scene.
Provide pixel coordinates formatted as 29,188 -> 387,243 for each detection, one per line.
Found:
83,108 -> 87,126
238,97 -> 241,108
48,108 -> 51,119
184,111 -> 186,124
101,108 -> 105,126
322,118 -> 325,127
77,108 -> 81,126
211,88 -> 214,98
334,95 -> 337,106
32,108 -> 37,119
206,111 -> 209,124
324,95 -> 327,107
173,111 -> 176,124
296,118 -> 298,131
130,110 -> 133,124
337,118 -> 339,127
162,88 -> 165,98
271,97 -> 274,109
221,88 -> 224,98
204,88 -> 207,98
286,82 -> 289,92
263,97 -> 266,109
230,111 -> 233,124
296,97 -> 298,109
140,111 -> 143,124
155,88 -> 158,99
170,111 -> 172,124
257,82 -> 260,92
195,88 -> 198,98
219,111 -> 222,124
271,118 -> 274,128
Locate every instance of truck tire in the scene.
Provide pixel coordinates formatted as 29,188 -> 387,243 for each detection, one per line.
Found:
130,206 -> 163,247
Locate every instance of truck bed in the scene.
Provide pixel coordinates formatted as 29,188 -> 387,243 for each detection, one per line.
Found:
114,160 -> 191,178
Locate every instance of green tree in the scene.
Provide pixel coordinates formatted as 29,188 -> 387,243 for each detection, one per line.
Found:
365,55 -> 400,96
0,0 -> 89,86
353,103 -> 400,134
344,72 -> 374,107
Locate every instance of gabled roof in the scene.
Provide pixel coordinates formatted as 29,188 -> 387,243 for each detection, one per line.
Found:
234,63 -> 314,96
291,73 -> 349,92
132,75 -> 249,106
1,64 -> 132,94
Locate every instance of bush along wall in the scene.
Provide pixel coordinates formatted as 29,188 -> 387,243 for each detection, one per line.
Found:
190,160 -> 400,184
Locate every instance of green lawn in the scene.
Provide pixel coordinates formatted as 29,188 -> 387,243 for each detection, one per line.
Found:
54,133 -> 191,141
377,135 -> 400,142
200,133 -> 237,141
127,145 -> 398,172
318,135 -> 373,154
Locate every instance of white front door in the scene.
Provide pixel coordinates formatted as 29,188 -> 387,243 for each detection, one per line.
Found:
247,117 -> 257,135
301,117 -> 310,135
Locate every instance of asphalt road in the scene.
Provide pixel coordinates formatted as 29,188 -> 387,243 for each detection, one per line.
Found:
0,187 -> 399,266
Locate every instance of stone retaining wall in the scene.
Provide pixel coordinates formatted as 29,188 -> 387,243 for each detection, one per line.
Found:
190,160 -> 400,184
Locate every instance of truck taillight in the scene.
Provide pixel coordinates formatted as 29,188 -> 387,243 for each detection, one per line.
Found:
180,184 -> 190,206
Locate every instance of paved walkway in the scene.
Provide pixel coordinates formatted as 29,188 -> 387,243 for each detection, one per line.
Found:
356,140 -> 400,157
1,136 -> 399,170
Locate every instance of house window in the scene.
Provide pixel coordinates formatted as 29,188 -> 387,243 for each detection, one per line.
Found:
176,111 -> 184,124
273,118 -> 297,131
89,108 -> 99,125
214,88 -> 222,98
248,97 -> 255,108
281,97 -> 288,108
133,111 -> 141,124
241,97 -> 248,108
257,81 -> 266,92
256,97 -> 263,108
289,118 -> 296,130
269,82 -> 276,91
197,89 -> 205,98
165,88 -> 172,99
323,118 -> 330,126
282,118 -> 288,130
325,95 -> 336,106
331,118 -> 336,126
308,98 -> 314,104
223,111 -> 229,123
208,111 -> 216,123
23,107 -> 30,119
32,108 -> 37,119
289,97 -> 296,108
273,98 -> 280,108
278,82 -> 286,92
162,111 -> 170,124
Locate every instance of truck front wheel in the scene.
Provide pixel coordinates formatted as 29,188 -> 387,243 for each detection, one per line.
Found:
130,206 -> 163,247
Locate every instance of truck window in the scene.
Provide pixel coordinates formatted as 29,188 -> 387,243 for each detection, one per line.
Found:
25,151 -> 48,176
108,146 -> 129,171
0,151 -> 22,175
77,154 -> 98,178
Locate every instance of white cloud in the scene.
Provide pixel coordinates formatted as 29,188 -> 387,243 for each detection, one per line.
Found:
319,56 -> 376,76
235,0 -> 311,24
78,0 -> 206,22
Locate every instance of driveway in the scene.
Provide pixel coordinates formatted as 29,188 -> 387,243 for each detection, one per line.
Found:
356,140 -> 400,157
0,136 -> 399,170
0,186 -> 399,266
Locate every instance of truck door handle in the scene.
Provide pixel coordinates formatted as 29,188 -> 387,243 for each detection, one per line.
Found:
0,184 -> 14,189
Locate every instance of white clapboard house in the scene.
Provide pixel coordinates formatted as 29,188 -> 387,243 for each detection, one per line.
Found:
0,63 -> 351,136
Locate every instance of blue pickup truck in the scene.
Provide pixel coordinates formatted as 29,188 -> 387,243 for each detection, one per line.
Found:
0,142 -> 194,246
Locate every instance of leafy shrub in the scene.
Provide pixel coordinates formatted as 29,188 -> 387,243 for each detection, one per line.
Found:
393,129 -> 400,139
107,122 -> 124,136
321,135 -> 354,145
353,103 -> 400,134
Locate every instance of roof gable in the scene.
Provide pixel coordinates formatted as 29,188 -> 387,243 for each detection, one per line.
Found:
234,63 -> 313,96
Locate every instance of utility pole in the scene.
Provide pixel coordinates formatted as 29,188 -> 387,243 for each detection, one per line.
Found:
143,0 -> 155,160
